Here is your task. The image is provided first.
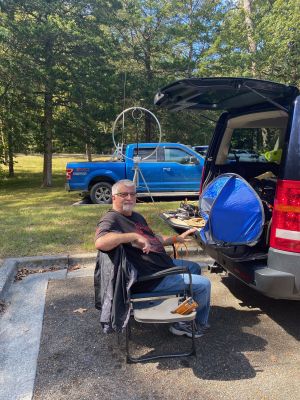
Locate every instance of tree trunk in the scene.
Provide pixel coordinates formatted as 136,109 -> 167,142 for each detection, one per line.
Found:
186,1 -> 194,78
0,117 -> 8,165
243,0 -> 257,77
86,142 -> 92,161
144,47 -> 153,142
42,36 -> 54,188
42,90 -> 53,187
261,128 -> 268,149
81,99 -> 92,161
7,128 -> 14,177
144,114 -> 152,142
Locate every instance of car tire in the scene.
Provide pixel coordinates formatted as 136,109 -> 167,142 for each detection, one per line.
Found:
90,182 -> 112,204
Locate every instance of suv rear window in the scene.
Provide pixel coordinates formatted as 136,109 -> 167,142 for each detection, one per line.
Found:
227,127 -> 283,164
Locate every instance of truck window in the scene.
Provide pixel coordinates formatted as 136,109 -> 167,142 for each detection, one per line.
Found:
164,148 -> 192,164
133,148 -> 157,162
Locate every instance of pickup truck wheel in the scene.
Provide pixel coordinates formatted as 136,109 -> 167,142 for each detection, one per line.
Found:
90,182 -> 112,204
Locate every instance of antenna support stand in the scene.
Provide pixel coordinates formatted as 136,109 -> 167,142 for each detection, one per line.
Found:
132,162 -> 154,203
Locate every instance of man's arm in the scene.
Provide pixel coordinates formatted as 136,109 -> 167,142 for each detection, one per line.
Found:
156,227 -> 198,246
95,232 -> 151,253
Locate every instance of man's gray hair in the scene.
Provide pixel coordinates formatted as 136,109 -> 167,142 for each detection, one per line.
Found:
112,180 -> 136,195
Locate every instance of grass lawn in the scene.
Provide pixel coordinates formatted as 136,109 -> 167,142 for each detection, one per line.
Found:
0,154 -> 178,258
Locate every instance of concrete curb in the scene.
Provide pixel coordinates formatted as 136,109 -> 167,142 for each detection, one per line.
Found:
0,253 -> 96,302
0,259 -> 17,302
0,246 -> 206,302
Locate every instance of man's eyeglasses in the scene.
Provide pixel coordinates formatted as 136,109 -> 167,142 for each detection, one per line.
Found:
115,192 -> 137,198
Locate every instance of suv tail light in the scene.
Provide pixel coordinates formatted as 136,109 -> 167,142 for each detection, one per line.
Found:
66,168 -> 73,180
270,179 -> 300,253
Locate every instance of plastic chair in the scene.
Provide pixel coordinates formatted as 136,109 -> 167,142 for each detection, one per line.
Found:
126,266 -> 197,363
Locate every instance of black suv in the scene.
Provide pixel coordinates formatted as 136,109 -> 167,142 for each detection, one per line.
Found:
155,77 -> 300,300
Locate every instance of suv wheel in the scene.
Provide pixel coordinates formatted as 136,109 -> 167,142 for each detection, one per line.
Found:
90,182 -> 112,204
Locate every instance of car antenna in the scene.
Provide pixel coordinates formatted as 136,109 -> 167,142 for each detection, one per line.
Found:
122,71 -> 127,142
113,72 -> 127,161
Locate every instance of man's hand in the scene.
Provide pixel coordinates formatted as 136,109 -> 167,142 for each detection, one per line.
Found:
158,227 -> 198,246
95,232 -> 151,252
176,227 -> 197,243
132,234 -> 151,254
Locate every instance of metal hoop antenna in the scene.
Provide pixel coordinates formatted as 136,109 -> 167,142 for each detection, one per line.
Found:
112,107 -> 162,161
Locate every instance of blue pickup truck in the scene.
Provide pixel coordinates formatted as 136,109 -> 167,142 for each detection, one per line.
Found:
66,142 -> 204,204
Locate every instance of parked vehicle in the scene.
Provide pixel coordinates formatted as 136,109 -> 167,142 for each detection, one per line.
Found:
227,149 -> 266,162
155,77 -> 300,300
193,145 -> 208,157
66,142 -> 204,204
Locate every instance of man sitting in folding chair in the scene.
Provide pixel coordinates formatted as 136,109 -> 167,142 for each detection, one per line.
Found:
95,179 -> 211,338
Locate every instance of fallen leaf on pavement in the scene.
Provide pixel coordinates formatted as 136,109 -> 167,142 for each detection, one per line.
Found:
68,264 -> 81,271
0,300 -> 7,314
73,308 -> 88,314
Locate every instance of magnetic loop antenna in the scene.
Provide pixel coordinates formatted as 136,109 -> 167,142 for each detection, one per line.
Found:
131,107 -> 143,121
111,107 -> 162,203
111,107 -> 162,162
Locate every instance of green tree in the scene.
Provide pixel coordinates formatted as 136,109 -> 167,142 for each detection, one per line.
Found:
1,0 -> 119,185
0,5 -> 39,176
256,0 -> 300,85
108,0 -> 176,141
170,0 -> 223,77
107,0 -> 220,145
198,0 -> 300,85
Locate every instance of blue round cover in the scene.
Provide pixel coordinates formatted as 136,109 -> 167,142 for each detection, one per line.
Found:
199,174 -> 264,245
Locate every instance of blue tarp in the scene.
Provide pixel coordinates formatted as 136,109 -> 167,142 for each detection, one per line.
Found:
199,174 -> 264,246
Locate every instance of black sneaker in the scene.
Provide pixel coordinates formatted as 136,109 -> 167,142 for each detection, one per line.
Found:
169,322 -> 204,338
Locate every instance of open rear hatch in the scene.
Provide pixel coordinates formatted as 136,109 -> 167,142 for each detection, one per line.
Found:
155,78 -> 299,263
156,78 -> 300,295
154,77 -> 298,113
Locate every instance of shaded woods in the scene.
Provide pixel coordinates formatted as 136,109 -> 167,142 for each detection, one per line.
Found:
0,0 -> 299,185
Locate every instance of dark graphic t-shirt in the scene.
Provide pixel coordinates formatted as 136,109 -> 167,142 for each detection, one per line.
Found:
95,210 -> 174,291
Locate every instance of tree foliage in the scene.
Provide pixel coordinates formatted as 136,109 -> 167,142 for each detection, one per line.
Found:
0,0 -> 299,184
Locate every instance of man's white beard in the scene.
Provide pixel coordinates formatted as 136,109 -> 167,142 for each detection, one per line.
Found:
122,204 -> 134,213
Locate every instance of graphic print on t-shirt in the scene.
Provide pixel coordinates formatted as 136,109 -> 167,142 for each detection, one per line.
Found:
134,222 -> 165,253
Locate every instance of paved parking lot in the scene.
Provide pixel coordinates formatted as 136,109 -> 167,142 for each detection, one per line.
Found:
1,260 -> 299,400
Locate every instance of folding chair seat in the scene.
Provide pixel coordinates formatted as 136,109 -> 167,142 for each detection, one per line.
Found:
126,266 -> 197,363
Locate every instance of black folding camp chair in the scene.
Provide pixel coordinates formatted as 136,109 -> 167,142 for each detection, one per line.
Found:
126,266 -> 197,363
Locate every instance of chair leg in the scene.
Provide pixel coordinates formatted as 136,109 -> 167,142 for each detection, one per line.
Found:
127,318 -> 132,339
126,318 -> 141,364
125,328 -> 129,358
125,322 -> 197,364
191,321 -> 196,356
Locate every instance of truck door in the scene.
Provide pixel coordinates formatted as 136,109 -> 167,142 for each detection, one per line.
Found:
125,147 -> 163,192
162,146 -> 202,191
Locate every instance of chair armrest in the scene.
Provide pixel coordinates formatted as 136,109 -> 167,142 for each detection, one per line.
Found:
137,266 -> 190,282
